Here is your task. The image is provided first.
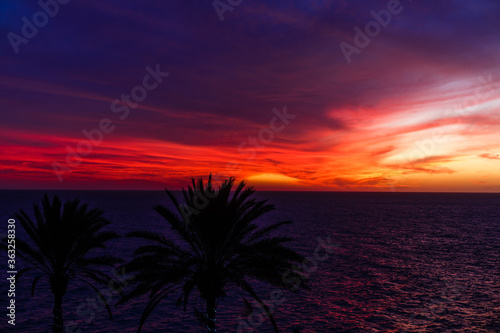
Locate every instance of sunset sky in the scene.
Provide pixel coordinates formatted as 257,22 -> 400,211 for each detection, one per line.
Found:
1,0 -> 499,191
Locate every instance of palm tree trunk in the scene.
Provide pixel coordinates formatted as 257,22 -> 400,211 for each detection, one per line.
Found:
206,297 -> 216,333
52,293 -> 63,333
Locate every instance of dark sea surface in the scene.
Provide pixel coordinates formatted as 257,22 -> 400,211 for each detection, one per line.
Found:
1,191 -> 499,332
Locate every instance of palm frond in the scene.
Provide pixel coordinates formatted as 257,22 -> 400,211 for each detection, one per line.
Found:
13,194 -> 122,328
121,174 -> 309,332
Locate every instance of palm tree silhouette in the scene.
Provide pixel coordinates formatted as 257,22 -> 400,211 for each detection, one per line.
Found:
120,175 -> 307,332
9,194 -> 121,332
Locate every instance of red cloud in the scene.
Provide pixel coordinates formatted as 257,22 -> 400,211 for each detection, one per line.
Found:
478,153 -> 500,160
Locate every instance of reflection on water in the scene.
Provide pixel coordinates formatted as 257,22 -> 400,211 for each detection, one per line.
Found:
1,191 -> 499,332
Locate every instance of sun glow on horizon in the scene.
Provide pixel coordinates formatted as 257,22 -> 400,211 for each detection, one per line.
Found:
246,173 -> 300,184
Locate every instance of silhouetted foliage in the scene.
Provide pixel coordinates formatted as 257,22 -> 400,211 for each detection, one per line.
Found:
120,175 -> 307,332
3,194 -> 121,332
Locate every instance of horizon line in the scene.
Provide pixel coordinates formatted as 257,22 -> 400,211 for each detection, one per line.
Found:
1,189 -> 499,194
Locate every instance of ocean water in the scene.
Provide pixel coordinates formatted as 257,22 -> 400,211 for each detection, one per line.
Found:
1,191 -> 499,332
